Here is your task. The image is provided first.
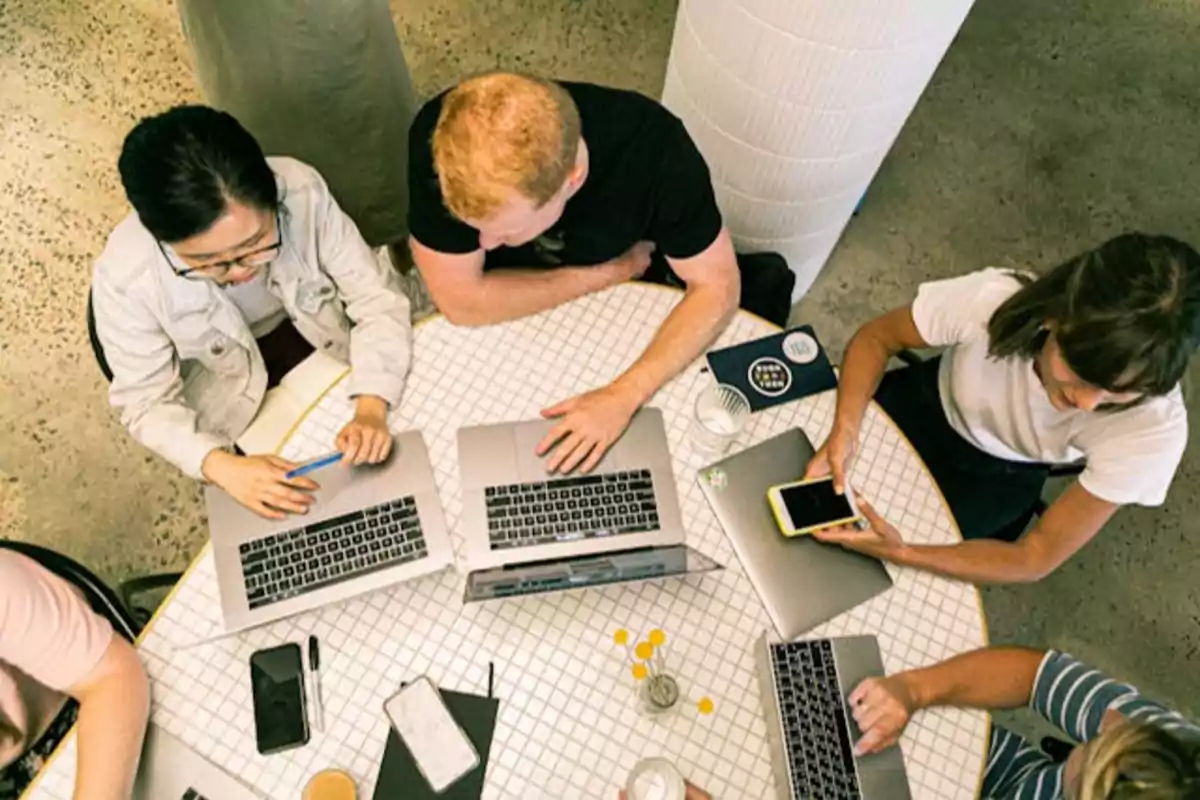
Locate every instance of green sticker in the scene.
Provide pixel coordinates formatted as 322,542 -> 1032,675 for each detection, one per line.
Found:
702,467 -> 728,489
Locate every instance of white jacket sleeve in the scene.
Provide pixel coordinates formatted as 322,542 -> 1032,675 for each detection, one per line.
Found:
92,277 -> 228,479
312,173 -> 412,407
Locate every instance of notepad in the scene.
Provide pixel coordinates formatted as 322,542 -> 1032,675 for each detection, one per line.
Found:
236,351 -> 349,455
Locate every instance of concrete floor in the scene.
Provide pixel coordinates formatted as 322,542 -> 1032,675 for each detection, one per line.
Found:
1,0 -> 1196,737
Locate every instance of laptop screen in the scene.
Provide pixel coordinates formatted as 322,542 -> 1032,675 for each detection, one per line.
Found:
464,545 -> 720,601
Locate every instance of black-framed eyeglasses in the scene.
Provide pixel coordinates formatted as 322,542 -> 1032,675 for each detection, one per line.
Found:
160,210 -> 283,280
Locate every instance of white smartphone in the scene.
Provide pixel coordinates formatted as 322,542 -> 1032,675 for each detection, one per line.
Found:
383,677 -> 480,793
767,476 -> 863,537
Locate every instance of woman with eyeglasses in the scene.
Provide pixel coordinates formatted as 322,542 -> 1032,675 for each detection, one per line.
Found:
92,105 -> 412,519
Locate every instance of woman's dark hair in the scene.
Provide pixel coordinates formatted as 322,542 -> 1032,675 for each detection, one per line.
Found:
117,105 -> 279,243
988,233 -> 1200,397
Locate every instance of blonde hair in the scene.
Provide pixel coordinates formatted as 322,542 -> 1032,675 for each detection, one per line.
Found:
1076,720 -> 1199,799
432,72 -> 582,222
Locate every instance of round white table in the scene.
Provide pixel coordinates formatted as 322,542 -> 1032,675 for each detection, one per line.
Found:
29,284 -> 988,800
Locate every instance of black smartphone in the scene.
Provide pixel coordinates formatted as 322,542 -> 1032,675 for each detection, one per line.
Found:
249,643 -> 310,755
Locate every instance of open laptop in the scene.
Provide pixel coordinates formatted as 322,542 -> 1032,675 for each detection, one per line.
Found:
757,634 -> 911,799
458,408 -> 722,599
134,723 -> 261,800
696,428 -> 892,639
207,431 -> 454,633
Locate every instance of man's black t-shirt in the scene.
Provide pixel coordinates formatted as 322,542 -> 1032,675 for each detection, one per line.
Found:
407,82 -> 724,270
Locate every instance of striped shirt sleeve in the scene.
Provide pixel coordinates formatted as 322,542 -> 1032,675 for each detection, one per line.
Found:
1030,651 -> 1200,743
981,651 -> 1200,798
981,726 -> 1064,798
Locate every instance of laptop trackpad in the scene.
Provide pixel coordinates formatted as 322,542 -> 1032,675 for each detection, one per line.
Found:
513,420 -> 624,477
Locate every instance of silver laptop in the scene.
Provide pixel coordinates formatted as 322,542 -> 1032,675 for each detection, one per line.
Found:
757,634 -> 911,799
207,431 -> 453,633
697,428 -> 892,639
134,723 -> 261,800
457,408 -> 686,572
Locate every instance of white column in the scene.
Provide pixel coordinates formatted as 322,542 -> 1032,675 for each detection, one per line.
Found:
662,0 -> 976,298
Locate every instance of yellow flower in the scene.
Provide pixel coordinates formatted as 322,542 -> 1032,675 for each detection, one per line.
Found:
635,642 -> 655,661
631,663 -> 648,681
648,629 -> 666,646
613,629 -> 629,646
697,697 -> 715,715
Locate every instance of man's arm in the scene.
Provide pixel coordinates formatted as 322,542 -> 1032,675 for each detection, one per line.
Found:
410,236 -> 649,326
609,228 -> 740,407
70,635 -> 151,800
818,482 -> 1119,583
538,229 -> 740,473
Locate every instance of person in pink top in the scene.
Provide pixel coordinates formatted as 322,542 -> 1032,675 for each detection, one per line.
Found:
0,550 -> 149,799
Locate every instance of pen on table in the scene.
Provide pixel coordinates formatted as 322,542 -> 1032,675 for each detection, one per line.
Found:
308,635 -> 325,733
488,661 -> 494,699
286,452 -> 343,480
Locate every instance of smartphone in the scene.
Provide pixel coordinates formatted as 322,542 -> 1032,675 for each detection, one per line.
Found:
249,643 -> 310,755
767,476 -> 863,536
384,677 -> 480,793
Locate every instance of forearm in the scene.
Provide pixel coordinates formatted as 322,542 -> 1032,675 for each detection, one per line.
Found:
900,646 -> 1046,714
73,646 -> 150,800
126,401 -> 230,480
442,266 -> 614,326
613,281 -> 737,405
882,538 -> 1047,584
833,325 -> 897,434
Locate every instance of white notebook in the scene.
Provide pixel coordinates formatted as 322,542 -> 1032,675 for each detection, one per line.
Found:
235,350 -> 349,455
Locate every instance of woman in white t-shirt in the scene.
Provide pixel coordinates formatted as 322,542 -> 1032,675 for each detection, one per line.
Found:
807,233 -> 1199,583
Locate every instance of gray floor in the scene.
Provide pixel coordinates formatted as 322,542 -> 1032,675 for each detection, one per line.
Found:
1,0 -> 1196,744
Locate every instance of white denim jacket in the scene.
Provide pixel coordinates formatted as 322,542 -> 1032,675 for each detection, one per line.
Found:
92,157 -> 412,479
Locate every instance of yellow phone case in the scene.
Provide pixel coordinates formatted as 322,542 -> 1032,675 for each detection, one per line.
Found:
767,477 -> 863,537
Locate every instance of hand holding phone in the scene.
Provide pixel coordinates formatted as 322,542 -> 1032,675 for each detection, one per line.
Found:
767,476 -> 864,537
384,677 -> 480,793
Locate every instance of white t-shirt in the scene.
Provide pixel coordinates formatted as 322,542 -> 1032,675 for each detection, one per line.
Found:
222,268 -> 287,338
911,268 -> 1188,507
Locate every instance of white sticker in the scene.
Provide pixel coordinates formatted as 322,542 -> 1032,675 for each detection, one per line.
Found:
747,356 -> 793,398
782,331 -> 819,365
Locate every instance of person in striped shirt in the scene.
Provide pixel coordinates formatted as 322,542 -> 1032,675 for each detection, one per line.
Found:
850,646 -> 1199,798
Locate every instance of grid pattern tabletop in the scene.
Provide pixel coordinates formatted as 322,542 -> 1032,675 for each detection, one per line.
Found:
30,284 -> 987,799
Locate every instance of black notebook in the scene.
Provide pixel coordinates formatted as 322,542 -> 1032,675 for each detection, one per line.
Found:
372,688 -> 499,800
705,325 -> 838,412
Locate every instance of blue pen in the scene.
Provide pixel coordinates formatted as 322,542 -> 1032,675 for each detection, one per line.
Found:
285,452 -> 343,480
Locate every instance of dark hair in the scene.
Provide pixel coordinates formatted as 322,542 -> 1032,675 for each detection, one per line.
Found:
117,105 -> 278,243
988,233 -> 1200,397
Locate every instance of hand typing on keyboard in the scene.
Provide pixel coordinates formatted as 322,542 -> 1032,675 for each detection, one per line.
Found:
846,675 -> 917,756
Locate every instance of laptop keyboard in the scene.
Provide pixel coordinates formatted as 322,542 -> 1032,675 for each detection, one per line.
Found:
485,470 -> 659,550
239,497 -> 427,610
771,640 -> 862,799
